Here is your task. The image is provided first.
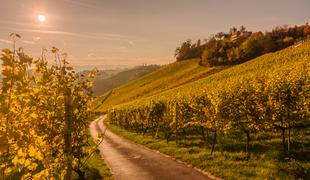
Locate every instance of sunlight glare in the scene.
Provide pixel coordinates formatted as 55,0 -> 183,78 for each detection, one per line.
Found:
38,15 -> 46,22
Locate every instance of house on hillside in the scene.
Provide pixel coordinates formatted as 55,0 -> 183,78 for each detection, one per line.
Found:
230,31 -> 252,41
230,31 -> 239,41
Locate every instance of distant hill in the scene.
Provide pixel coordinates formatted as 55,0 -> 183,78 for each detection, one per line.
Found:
103,68 -> 128,76
93,65 -> 161,96
79,70 -> 110,81
78,67 -> 130,82
73,64 -> 130,72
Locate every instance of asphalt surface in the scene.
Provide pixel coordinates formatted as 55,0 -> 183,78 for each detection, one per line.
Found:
90,115 -> 214,180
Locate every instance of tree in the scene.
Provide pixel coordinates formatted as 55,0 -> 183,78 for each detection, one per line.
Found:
174,39 -> 192,61
240,25 -> 246,33
303,23 -> 310,36
196,39 -> 201,47
215,32 -> 225,40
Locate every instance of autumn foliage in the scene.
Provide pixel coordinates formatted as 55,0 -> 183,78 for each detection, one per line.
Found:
0,34 -> 95,179
175,23 -> 310,66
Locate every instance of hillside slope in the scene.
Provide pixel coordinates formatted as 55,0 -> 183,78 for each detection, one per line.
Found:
93,65 -> 160,95
94,40 -> 310,112
93,59 -> 228,110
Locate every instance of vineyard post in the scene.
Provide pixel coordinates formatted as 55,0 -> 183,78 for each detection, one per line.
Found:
286,88 -> 292,155
288,123 -> 291,154
64,86 -> 73,180
174,102 -> 179,145
200,126 -> 207,145
245,130 -> 250,156
211,130 -> 217,155
154,120 -> 160,138
143,110 -> 151,136
58,56 -> 74,180
281,123 -> 286,152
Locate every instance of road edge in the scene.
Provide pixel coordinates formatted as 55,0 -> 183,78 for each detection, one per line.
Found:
89,116 -> 115,179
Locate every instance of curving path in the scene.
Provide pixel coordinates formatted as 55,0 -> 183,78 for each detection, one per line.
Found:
90,115 -> 215,180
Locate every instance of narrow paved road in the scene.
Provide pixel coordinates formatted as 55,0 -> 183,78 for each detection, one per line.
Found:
89,115 -> 215,180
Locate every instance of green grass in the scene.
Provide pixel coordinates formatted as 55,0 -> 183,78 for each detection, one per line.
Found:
106,121 -> 310,180
75,116 -> 113,179
82,145 -> 113,180
94,59 -> 229,111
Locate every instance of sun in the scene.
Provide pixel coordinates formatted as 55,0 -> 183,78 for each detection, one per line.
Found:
38,15 -> 46,22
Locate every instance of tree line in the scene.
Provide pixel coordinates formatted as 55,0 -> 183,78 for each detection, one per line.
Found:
175,23 -> 310,66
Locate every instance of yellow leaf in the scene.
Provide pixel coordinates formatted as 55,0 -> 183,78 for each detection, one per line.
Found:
17,149 -> 24,157
29,146 -> 37,157
28,162 -> 37,171
4,167 -> 12,174
12,156 -> 19,165
30,113 -> 38,119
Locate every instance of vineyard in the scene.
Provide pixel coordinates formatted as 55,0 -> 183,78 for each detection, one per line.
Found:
0,35 -> 101,179
104,40 -> 310,178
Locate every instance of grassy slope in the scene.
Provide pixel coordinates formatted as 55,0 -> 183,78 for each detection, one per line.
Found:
94,59 -> 228,111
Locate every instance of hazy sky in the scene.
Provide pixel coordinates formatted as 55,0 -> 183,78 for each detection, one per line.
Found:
0,0 -> 309,67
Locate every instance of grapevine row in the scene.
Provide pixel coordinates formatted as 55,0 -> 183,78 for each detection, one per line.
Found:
0,35 -> 95,179
106,41 -> 310,155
